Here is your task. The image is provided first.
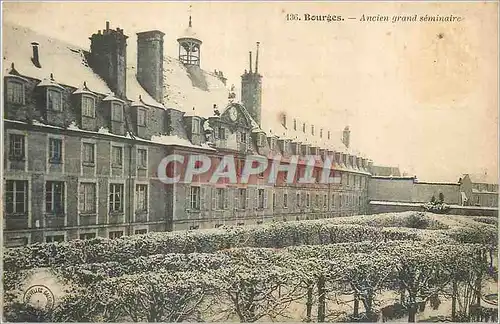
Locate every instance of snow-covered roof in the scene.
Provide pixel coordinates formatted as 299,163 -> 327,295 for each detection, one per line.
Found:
161,56 -> 229,117
2,22 -> 167,110
472,189 -> 498,194
259,112 -> 357,154
126,67 -> 165,109
3,23 -> 111,94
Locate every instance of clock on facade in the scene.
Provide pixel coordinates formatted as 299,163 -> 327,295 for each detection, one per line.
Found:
229,107 -> 238,121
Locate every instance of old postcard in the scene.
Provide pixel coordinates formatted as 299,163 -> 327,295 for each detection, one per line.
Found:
1,1 -> 498,322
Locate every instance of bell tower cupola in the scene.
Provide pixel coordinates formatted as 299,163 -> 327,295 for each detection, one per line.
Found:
177,13 -> 202,67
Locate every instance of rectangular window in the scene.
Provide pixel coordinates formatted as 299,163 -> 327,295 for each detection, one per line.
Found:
192,119 -> 200,134
9,134 -> 25,160
82,96 -> 95,117
82,143 -> 95,164
283,193 -> 288,208
135,229 -> 147,235
272,192 -> 277,209
315,194 -> 319,207
5,180 -> 28,214
47,89 -> 63,111
332,194 -> 336,208
79,182 -> 96,213
49,138 -> 62,163
190,186 -> 201,210
293,119 -> 297,131
137,108 -> 146,126
5,237 -> 29,248
320,129 -> 323,138
137,149 -> 147,168
258,189 -> 265,209
45,235 -> 65,243
6,80 -> 24,104
281,140 -> 287,152
306,193 -> 310,207
240,132 -> 247,143
109,184 -> 124,213
296,193 -> 300,207
311,125 -> 315,136
216,188 -> 227,210
323,194 -> 327,207
257,134 -> 263,147
111,102 -> 123,122
109,230 -> 124,239
238,188 -> 247,210
302,123 -> 306,133
327,131 -> 331,140
79,232 -> 96,240
218,127 -> 226,140
45,181 -> 65,215
136,184 -> 148,212
111,146 -> 123,167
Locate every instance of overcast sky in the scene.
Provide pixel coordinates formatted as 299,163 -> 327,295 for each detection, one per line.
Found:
3,1 -> 498,182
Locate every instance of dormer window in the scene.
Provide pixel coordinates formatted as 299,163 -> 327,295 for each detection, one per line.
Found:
240,132 -> 247,143
320,129 -> 323,138
257,133 -> 266,147
280,140 -> 286,152
302,123 -> 306,133
269,138 -> 275,150
327,131 -> 331,140
218,127 -> 226,140
311,125 -> 315,136
6,79 -> 25,104
82,95 -> 96,117
111,102 -> 123,122
293,119 -> 297,131
47,88 -> 63,111
137,108 -> 147,126
192,118 -> 201,134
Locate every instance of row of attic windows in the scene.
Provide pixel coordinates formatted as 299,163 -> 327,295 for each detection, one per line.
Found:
5,77 -> 148,127
283,115 -> 331,140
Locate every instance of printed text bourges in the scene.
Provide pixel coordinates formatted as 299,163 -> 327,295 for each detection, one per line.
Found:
286,13 -> 344,22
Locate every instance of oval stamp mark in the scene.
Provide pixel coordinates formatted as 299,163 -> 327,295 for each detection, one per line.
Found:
23,285 -> 55,311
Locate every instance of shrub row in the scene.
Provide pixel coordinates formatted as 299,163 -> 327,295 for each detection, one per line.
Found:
4,221 -> 424,272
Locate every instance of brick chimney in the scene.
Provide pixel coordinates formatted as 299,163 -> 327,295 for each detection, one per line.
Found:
137,30 -> 165,103
241,42 -> 262,126
342,126 -> 350,148
88,21 -> 128,98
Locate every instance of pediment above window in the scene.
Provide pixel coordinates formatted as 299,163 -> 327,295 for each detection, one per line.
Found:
73,81 -> 96,96
36,74 -> 65,90
5,74 -> 29,83
221,103 -> 252,128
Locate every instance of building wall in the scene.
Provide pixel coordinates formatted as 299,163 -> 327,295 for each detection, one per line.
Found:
472,192 -> 498,207
368,178 -> 414,202
368,177 -> 461,204
412,183 -> 460,204
369,202 -> 498,217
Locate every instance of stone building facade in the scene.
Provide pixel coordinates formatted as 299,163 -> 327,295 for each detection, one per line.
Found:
459,174 -> 498,207
3,20 -> 371,247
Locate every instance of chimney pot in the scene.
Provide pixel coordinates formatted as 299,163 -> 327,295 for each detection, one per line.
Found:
31,42 -> 41,68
